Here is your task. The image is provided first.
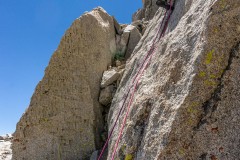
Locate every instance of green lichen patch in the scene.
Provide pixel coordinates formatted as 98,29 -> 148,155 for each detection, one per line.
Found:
205,49 -> 215,65
125,154 -> 133,160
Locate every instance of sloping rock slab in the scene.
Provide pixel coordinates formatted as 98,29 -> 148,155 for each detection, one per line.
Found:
108,0 -> 240,159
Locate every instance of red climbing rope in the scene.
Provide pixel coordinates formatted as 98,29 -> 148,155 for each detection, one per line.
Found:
98,2 -> 174,159
97,9 -> 166,160
110,2 -> 173,159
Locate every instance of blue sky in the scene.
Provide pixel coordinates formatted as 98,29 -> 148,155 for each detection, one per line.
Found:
0,0 -> 142,135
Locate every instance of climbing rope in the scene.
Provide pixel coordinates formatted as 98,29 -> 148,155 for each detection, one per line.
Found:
110,3 -> 173,160
98,1 -> 174,159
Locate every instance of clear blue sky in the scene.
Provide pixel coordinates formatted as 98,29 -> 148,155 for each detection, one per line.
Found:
0,0 -> 142,135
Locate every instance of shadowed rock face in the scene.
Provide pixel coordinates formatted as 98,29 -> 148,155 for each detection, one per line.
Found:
108,0 -> 240,159
12,7 -> 116,160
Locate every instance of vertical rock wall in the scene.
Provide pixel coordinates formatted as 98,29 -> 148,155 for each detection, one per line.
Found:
108,0 -> 240,159
12,7 -> 116,160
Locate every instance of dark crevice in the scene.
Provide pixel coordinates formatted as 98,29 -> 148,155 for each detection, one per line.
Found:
194,42 -> 240,130
133,99 -> 153,155
199,153 -> 207,160
124,31 -> 132,57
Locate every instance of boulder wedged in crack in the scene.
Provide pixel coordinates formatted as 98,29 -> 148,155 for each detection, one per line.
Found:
108,0 -> 240,159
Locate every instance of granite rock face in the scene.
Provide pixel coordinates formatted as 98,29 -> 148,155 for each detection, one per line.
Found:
133,0 -> 159,21
101,69 -> 120,88
116,32 -> 130,57
12,7 -> 116,160
108,0 -> 240,159
115,24 -> 142,59
99,85 -> 115,106
124,25 -> 142,59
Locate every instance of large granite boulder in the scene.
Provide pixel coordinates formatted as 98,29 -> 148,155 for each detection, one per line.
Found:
124,25 -> 142,59
101,69 -> 120,88
108,0 -> 240,159
12,7 -> 116,160
99,85 -> 115,106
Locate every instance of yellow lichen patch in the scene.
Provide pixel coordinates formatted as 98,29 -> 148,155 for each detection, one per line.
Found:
125,154 -> 133,160
199,71 -> 206,77
213,28 -> 219,33
217,53 -> 225,63
39,118 -> 49,123
187,102 -> 200,125
205,49 -> 214,65
191,102 -> 200,108
121,144 -> 127,152
187,107 -> 198,114
179,148 -> 185,155
204,80 -> 217,86
210,74 -> 217,79
187,102 -> 200,114
187,118 -> 194,126
219,0 -> 226,8
219,69 -> 224,76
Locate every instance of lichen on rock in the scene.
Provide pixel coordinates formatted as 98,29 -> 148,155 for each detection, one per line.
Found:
108,0 -> 240,159
12,0 -> 240,160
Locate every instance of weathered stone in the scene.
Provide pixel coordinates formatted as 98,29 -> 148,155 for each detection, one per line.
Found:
144,0 -> 159,20
115,60 -> 122,67
142,26 -> 147,35
118,69 -> 125,77
142,21 -> 149,35
115,35 -> 122,53
131,20 -> 147,35
117,64 -> 126,70
101,69 -> 120,88
116,30 -> 130,56
108,0 -> 240,159
120,24 -> 128,30
131,20 -> 142,29
132,0 -> 159,21
116,26 -> 132,55
90,150 -> 98,160
0,136 -> 3,141
112,16 -> 122,35
124,25 -> 142,59
132,9 -> 145,21
99,85 -> 115,106
120,32 -> 130,53
124,24 -> 135,33
116,69 -> 125,87
13,7 -> 116,160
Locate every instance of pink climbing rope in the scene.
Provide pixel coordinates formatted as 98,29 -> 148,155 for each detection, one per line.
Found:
97,9 -> 167,160
98,1 -> 174,159
110,2 -> 174,160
